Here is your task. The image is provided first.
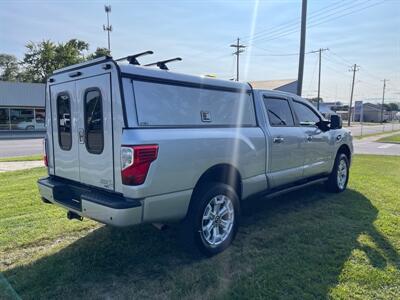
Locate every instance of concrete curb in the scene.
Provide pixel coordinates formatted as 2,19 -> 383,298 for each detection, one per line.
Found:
0,161 -> 44,172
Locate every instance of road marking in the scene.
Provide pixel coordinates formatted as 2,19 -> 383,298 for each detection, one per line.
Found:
378,144 -> 394,149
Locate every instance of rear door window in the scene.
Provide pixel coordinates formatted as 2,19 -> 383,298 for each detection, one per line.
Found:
57,93 -> 72,150
263,97 -> 295,127
84,88 -> 104,154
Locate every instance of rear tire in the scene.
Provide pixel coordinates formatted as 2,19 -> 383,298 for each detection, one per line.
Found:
326,153 -> 349,193
180,182 -> 240,256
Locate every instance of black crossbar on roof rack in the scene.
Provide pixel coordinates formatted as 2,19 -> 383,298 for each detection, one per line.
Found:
115,51 -> 154,65
144,57 -> 182,70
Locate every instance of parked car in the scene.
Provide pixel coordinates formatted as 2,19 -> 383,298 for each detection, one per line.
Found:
16,120 -> 45,130
38,56 -> 353,256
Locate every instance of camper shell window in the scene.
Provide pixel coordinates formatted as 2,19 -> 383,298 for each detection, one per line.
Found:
131,81 -> 256,127
57,92 -> 72,150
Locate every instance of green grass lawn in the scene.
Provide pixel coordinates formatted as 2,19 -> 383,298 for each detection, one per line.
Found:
354,130 -> 400,140
1,155 -> 399,299
0,155 -> 42,162
377,133 -> 400,144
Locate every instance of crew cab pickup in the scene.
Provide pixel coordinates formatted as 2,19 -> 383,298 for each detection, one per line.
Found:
38,55 -> 353,255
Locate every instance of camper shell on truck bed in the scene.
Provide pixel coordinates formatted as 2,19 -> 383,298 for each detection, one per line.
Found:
39,56 -> 265,226
38,55 -> 353,256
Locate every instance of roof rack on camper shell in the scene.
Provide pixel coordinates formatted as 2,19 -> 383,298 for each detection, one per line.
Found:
144,57 -> 182,70
115,51 -> 154,65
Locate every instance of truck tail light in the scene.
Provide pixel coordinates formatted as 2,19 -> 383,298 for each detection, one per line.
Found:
43,139 -> 48,167
121,145 -> 158,185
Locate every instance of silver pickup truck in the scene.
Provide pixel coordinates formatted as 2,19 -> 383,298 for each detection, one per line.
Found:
38,55 -> 353,256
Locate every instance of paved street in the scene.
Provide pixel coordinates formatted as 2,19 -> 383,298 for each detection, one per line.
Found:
346,123 -> 400,137
353,133 -> 400,156
0,128 -> 399,159
0,138 -> 43,157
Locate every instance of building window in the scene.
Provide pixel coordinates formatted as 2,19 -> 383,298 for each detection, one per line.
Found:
0,107 -> 46,131
35,108 -> 46,130
0,108 -> 10,130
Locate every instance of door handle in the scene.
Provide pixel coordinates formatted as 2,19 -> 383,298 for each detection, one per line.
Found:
307,135 -> 313,142
273,137 -> 284,143
78,128 -> 85,144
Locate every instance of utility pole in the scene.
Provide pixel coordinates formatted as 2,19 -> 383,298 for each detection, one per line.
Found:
297,0 -> 308,96
347,64 -> 360,126
230,38 -> 246,81
310,48 -> 329,110
103,5 -> 112,52
380,79 -> 389,123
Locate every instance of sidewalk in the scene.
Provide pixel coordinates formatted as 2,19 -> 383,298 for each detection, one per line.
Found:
353,132 -> 400,156
0,161 -> 44,172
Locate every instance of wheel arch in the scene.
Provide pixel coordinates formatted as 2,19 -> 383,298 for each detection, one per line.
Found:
337,144 -> 351,164
190,163 -> 243,208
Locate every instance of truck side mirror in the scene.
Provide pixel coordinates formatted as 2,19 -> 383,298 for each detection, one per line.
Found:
330,115 -> 342,129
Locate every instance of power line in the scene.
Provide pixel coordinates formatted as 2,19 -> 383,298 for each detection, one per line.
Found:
307,54 -> 319,95
309,48 -> 329,109
242,0 -> 366,44
329,50 -> 354,66
246,0 -> 385,45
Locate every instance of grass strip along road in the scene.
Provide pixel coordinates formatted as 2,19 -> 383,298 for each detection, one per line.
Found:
1,155 -> 399,299
377,133 -> 400,144
0,155 -> 42,163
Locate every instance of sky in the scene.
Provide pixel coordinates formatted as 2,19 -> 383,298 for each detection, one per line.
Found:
0,0 -> 399,104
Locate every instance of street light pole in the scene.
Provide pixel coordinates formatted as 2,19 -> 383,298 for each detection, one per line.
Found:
103,5 -> 112,52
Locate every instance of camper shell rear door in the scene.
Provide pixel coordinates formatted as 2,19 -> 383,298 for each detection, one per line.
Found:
48,62 -> 115,191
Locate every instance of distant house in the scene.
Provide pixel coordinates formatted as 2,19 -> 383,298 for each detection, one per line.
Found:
353,103 -> 389,123
250,79 -> 298,94
309,101 -> 343,118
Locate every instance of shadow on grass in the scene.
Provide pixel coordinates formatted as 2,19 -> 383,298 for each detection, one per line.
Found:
4,185 -> 399,299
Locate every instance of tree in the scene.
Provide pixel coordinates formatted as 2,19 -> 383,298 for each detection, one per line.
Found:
87,47 -> 111,60
385,103 -> 399,111
22,39 -> 89,82
0,54 -> 19,81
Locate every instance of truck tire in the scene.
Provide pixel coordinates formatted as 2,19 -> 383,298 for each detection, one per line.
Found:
180,182 -> 240,256
326,153 -> 349,193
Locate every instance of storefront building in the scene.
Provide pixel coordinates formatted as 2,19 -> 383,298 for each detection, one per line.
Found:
0,81 -> 45,131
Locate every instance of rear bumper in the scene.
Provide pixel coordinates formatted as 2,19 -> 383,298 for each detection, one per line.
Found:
37,176 -> 143,226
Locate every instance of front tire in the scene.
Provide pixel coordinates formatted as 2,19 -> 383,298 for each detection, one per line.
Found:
181,182 -> 240,256
326,153 -> 349,193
